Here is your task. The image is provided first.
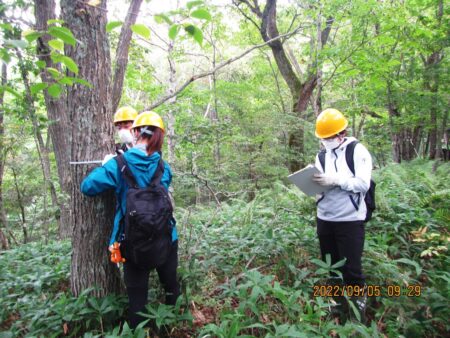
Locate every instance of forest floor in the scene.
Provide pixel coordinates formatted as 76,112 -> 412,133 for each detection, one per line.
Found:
1,160 -> 449,337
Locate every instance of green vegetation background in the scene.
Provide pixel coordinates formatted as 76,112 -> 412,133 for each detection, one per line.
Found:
1,161 -> 448,337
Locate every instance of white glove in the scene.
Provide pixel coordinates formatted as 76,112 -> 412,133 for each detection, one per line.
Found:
102,153 -> 116,166
313,173 -> 341,187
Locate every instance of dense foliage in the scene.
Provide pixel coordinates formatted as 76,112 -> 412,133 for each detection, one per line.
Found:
1,161 -> 448,337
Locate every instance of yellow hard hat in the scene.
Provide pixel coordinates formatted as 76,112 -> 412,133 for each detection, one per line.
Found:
114,106 -> 138,124
315,108 -> 348,138
132,111 -> 165,132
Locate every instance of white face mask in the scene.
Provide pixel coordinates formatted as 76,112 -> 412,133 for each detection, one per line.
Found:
118,129 -> 133,144
321,137 -> 342,150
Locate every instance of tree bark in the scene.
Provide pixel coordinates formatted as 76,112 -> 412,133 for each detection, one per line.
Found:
166,41 -> 177,164
387,82 -> 401,163
58,0 -> 123,297
34,0 -> 72,239
424,51 -> 442,160
111,0 -> 144,112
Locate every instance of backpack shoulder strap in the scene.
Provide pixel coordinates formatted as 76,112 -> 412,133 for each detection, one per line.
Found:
115,155 -> 138,188
345,140 -> 358,176
318,149 -> 326,172
150,157 -> 165,186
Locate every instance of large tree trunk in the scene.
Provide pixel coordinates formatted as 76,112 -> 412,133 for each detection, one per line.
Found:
34,0 -> 142,296
59,0 -> 123,297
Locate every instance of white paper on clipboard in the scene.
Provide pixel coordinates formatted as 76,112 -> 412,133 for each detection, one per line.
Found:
287,165 -> 332,196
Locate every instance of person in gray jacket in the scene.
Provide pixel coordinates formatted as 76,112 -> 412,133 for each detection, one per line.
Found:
312,108 -> 372,323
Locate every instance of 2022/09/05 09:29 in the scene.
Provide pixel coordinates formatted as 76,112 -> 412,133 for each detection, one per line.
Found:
312,284 -> 422,297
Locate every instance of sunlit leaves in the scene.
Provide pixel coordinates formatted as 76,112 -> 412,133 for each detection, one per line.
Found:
184,24 -> 203,45
30,83 -> 48,95
106,21 -> 122,33
154,14 -> 173,25
131,24 -> 151,39
22,30 -> 43,43
47,83 -> 62,98
190,8 -> 211,21
48,39 -> 64,52
169,24 -> 181,40
48,26 -> 76,46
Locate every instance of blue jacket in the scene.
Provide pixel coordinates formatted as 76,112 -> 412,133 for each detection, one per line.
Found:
80,148 -> 178,245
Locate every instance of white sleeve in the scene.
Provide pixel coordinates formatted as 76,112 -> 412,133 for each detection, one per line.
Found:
339,144 -> 372,193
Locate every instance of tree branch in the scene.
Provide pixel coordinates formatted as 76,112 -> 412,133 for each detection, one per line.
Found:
143,24 -> 304,111
111,0 -> 144,113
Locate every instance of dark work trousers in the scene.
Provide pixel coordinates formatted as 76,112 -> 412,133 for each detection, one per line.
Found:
123,240 -> 180,329
317,219 -> 365,286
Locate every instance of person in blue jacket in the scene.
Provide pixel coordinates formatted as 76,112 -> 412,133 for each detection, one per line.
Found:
81,111 -> 179,329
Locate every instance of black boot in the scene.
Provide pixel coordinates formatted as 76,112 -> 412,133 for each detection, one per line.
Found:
327,278 -> 348,319
349,294 -> 367,325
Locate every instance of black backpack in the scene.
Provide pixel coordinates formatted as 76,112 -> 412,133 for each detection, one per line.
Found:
318,141 -> 376,222
115,154 -> 173,269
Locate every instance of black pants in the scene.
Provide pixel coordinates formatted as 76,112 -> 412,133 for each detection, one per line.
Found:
123,240 -> 180,329
317,219 -> 365,286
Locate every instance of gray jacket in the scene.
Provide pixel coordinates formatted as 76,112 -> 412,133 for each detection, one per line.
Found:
315,137 -> 372,222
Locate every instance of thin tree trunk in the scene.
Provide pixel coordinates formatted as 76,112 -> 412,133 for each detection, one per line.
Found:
15,49 -> 59,235
239,0 -> 333,172
0,61 -> 10,250
11,167 -> 27,244
387,82 -> 401,163
34,0 -> 72,239
166,41 -> 177,164
111,0 -> 144,112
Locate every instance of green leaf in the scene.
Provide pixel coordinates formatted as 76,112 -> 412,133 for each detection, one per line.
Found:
47,19 -> 65,25
190,8 -> 211,21
131,24 -> 151,39
154,14 -> 173,25
168,24 -> 180,40
31,82 -> 48,94
106,21 -> 122,32
47,83 -> 62,98
0,85 -> 21,98
5,39 -> 28,49
187,0 -> 204,10
58,77 -> 74,85
0,23 -> 13,31
48,39 -> 64,52
36,60 -> 46,69
46,67 -> 62,79
23,30 -> 43,43
48,26 -> 76,46
71,77 -> 93,88
184,24 -> 203,45
60,56 -> 79,74
395,258 -> 422,276
0,49 -> 11,63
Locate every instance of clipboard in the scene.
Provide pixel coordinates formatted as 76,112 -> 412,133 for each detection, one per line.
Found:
287,165 -> 332,196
